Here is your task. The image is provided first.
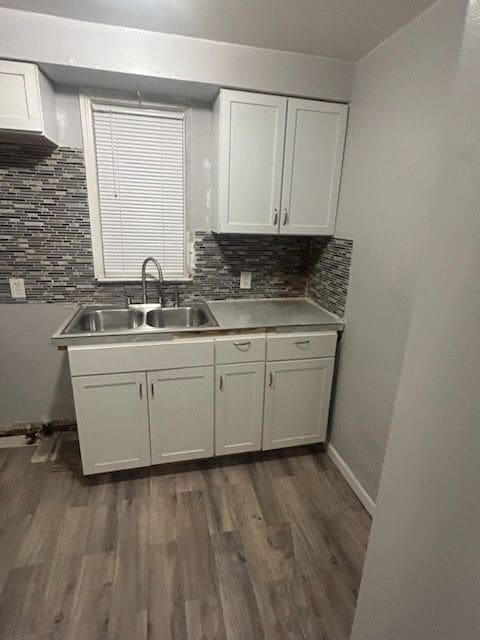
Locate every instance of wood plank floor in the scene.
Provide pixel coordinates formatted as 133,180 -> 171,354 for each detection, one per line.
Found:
0,439 -> 371,640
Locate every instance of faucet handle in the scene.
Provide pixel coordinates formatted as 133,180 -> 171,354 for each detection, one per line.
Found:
124,295 -> 132,308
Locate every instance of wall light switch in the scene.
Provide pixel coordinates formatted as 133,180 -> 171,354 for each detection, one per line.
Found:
240,271 -> 252,289
9,277 -> 26,299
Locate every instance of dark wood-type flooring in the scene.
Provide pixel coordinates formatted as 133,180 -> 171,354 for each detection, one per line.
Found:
0,439 -> 371,640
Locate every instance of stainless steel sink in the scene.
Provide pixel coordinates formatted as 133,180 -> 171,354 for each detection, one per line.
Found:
71,308 -> 144,333
59,302 -> 218,338
146,306 -> 213,328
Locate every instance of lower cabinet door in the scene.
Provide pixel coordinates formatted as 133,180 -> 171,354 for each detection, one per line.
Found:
215,362 -> 265,455
263,358 -> 334,450
148,366 -> 214,464
72,372 -> 151,475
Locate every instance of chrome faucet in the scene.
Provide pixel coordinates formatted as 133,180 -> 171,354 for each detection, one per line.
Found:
141,257 -> 164,305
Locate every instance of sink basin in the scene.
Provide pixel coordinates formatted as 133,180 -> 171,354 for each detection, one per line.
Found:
146,306 -> 214,328
70,308 -> 144,333
59,302 -> 218,338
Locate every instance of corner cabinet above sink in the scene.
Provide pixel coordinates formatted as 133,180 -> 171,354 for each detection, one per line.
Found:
68,332 -> 337,475
0,60 -> 58,146
212,89 -> 348,236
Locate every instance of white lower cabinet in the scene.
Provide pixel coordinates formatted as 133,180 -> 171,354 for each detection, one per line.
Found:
71,372 -> 151,475
148,367 -> 214,464
215,362 -> 265,455
262,358 -> 335,450
70,332 -> 337,474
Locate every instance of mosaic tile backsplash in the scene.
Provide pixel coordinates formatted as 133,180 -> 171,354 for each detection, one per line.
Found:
0,143 -> 353,315
307,237 -> 354,317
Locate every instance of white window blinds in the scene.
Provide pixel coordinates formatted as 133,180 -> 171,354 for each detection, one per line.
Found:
92,103 -> 186,280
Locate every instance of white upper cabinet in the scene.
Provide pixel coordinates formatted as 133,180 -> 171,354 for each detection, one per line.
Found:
215,89 -> 287,234
0,60 -> 57,145
213,89 -> 347,236
280,99 -> 348,235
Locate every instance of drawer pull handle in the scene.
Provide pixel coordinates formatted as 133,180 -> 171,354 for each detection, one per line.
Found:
220,375 -> 224,391
295,340 -> 310,347
234,341 -> 251,350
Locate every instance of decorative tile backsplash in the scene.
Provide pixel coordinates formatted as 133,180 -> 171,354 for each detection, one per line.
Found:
0,143 -> 353,315
307,237 -> 353,316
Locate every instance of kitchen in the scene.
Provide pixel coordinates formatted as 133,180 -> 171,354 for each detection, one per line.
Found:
0,1 -> 478,639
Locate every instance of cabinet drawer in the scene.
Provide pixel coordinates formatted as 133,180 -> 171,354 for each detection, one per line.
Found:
267,332 -> 337,361
68,338 -> 214,376
215,335 -> 266,364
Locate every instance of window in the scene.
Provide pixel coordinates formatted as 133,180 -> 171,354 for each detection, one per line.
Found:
80,96 -> 187,280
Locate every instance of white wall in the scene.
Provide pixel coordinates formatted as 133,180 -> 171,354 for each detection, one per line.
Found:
0,7 -> 353,103
329,0 -> 466,500
352,1 -> 479,636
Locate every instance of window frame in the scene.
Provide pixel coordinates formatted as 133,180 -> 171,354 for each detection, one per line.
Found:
79,94 -> 191,282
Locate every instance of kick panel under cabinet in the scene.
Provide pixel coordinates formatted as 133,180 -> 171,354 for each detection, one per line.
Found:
213,89 -> 348,236
69,331 -> 337,475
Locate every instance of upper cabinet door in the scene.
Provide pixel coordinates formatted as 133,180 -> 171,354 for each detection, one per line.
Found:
280,99 -> 348,236
0,60 -> 57,145
216,89 -> 287,234
0,60 -> 42,133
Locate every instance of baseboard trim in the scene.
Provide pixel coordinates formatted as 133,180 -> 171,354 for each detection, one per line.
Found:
327,443 -> 376,517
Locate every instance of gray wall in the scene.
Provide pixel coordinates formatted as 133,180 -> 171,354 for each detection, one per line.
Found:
51,88 -> 215,232
330,0 -> 466,500
352,1 -> 479,636
0,6 -> 353,430
0,303 -> 77,427
0,7 -> 353,102
0,90 -> 217,429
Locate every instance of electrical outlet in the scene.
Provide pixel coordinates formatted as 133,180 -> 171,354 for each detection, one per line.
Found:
9,278 -> 26,299
240,271 -> 252,289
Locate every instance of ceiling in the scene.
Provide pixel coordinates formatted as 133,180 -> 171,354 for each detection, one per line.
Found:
0,0 -> 438,62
